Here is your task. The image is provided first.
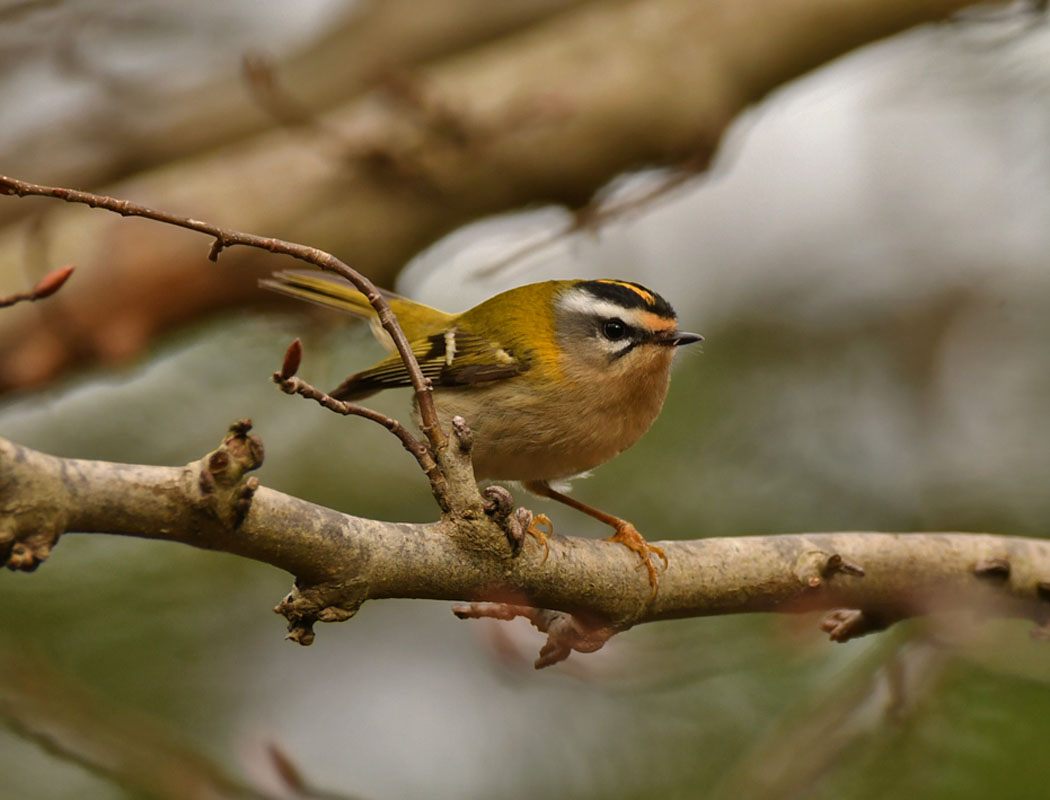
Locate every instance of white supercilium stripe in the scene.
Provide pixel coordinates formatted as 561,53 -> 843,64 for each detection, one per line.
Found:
557,291 -> 641,321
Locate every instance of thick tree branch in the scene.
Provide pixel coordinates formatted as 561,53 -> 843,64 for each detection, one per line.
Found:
4,429 -> 1049,666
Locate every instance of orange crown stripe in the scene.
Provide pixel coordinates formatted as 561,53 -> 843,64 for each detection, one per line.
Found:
595,280 -> 656,306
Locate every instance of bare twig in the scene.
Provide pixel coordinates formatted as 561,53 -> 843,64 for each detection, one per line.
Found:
0,264 -> 74,308
476,164 -> 703,278
0,175 -> 448,451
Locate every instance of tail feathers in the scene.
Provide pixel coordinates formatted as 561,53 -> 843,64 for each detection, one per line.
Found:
260,270 -> 454,351
259,269 -> 384,320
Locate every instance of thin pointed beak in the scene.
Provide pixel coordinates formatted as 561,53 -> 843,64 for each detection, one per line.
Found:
669,331 -> 704,347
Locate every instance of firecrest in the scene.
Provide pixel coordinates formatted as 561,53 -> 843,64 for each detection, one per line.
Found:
261,271 -> 702,592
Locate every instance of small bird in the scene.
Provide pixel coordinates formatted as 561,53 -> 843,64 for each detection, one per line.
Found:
261,271 -> 702,591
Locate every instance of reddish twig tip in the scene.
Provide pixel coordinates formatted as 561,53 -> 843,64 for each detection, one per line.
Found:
280,338 -> 303,380
32,264 -> 75,299
1,264 -> 76,309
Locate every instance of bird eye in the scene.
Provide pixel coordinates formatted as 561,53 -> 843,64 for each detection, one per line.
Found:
602,318 -> 628,341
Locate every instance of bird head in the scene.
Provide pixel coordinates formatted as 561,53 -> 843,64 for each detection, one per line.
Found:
552,279 -> 702,382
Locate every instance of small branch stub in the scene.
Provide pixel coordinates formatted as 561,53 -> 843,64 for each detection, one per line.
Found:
195,420 -> 264,528
974,557 -> 1011,581
795,549 -> 866,589
275,579 -> 368,646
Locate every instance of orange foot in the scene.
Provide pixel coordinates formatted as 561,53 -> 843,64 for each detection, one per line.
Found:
527,513 -> 552,564
606,522 -> 668,597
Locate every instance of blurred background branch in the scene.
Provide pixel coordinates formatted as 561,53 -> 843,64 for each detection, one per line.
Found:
0,651 -> 361,800
0,0 -> 998,393
0,0 -> 601,219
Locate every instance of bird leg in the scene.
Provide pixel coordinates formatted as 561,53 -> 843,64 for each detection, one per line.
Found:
607,520 -> 667,594
526,513 -> 552,564
523,481 -> 667,595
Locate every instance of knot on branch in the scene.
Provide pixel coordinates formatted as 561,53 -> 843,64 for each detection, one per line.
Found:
973,557 -> 1011,581
194,419 -> 264,528
1,439 -> 66,572
2,528 -> 57,572
795,549 -> 865,589
452,603 -> 619,669
275,579 -> 368,646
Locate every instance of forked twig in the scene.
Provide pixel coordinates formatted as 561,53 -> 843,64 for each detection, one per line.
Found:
272,339 -> 445,502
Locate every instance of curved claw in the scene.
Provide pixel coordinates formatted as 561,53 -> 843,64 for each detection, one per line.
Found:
527,513 -> 552,564
606,522 -> 667,598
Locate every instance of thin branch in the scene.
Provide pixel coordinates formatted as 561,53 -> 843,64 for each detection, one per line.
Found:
476,164 -> 705,279
0,175 -> 448,455
3,430 -> 1049,667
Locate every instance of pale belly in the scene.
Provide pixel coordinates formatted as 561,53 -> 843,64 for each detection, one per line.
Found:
431,371 -> 672,482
